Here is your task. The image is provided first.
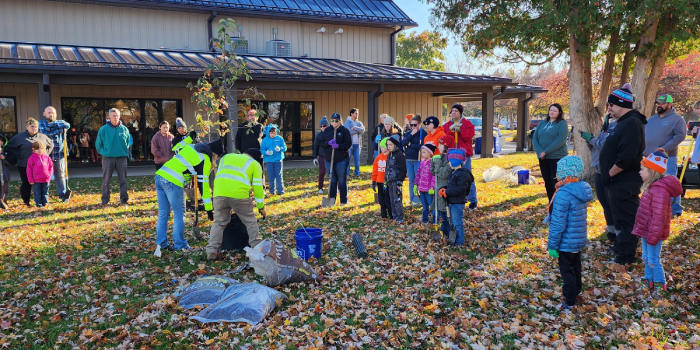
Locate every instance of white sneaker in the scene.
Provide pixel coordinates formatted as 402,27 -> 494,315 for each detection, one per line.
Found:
318,189 -> 323,195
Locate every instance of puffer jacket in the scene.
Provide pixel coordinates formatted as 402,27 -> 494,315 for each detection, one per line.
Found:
415,159 -> 435,192
443,167 -> 474,204
547,181 -> 594,252
631,175 -> 683,245
384,149 -> 406,183
319,125 -> 352,164
430,154 -> 452,211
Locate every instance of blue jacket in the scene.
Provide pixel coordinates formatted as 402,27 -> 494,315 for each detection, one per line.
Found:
400,127 -> 426,160
547,181 -> 593,253
260,135 -> 287,162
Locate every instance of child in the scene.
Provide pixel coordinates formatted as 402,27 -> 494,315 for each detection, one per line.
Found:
384,137 -> 406,223
438,148 -> 474,246
372,138 -> 392,219
312,117 -> 329,194
546,155 -> 593,310
431,135 -> 455,239
260,125 -> 287,195
26,141 -> 54,208
632,151 -> 682,298
414,144 -> 437,223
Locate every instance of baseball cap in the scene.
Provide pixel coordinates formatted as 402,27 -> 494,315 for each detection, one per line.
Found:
656,94 -> 673,104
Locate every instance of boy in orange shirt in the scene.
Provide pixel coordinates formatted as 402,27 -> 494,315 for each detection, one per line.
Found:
372,138 -> 392,219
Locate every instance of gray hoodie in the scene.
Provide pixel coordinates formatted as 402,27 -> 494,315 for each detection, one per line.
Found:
644,107 -> 687,157
344,117 -> 365,145
586,120 -> 616,173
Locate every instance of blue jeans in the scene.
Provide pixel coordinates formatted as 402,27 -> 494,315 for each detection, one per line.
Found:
666,156 -> 682,215
53,157 -> 66,199
464,157 -> 478,205
641,238 -> 665,284
155,175 -> 189,250
347,144 -> 361,176
406,159 -> 420,204
326,158 -> 349,203
449,203 -> 466,245
419,191 -> 435,223
266,161 -> 284,194
33,182 -> 49,206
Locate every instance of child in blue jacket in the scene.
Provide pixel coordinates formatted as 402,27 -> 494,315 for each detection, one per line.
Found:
260,125 -> 287,195
547,155 -> 593,311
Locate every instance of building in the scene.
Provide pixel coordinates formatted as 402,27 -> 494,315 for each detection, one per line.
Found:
0,0 -> 543,166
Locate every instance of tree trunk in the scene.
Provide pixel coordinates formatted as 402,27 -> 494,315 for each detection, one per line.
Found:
630,17 -> 660,115
595,30 -> 619,117
568,32 -> 600,181
619,44 -> 633,86
225,89 -> 238,153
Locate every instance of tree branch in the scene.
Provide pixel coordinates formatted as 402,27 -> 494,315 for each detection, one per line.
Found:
492,48 -> 566,66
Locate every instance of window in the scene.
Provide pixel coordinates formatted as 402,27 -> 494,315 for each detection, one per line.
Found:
0,97 -> 18,134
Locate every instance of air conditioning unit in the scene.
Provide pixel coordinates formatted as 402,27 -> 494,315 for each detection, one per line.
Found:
266,40 -> 291,56
224,37 -> 248,55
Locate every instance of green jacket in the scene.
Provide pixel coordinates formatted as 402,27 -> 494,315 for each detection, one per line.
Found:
532,119 -> 569,159
430,154 -> 452,212
96,121 -> 130,158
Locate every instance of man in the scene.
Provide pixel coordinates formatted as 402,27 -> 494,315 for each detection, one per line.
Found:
344,108 -> 365,176
443,104 -> 478,209
644,94 -> 687,217
38,106 -> 71,201
371,114 -> 387,159
96,108 -> 130,206
206,148 -> 266,260
235,109 -> 264,152
599,84 -> 646,265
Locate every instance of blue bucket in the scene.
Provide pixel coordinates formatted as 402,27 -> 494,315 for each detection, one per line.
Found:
295,228 -> 323,260
517,170 -> 530,185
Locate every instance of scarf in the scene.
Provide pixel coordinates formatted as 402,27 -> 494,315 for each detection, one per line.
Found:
545,176 -> 579,214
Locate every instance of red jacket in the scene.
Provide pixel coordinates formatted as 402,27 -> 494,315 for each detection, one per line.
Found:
443,118 -> 475,156
631,175 -> 682,245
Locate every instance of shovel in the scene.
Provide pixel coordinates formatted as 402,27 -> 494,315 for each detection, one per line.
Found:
445,202 -> 457,245
679,134 -> 697,184
62,132 -> 73,201
429,173 -> 442,242
191,178 -> 204,242
0,155 -> 6,210
321,129 -> 337,208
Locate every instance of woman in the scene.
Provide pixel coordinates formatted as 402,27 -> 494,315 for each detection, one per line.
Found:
319,113 -> 352,205
5,118 -> 53,206
381,115 -> 403,147
401,115 -> 426,205
532,103 -> 569,206
151,120 -> 175,171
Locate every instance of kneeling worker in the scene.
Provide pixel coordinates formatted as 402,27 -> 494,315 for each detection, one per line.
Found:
206,148 -> 265,260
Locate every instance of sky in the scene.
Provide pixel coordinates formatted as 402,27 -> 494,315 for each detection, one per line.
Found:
392,0 -> 461,54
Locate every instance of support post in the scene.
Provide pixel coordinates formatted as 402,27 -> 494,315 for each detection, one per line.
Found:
39,74 -> 51,112
519,93 -> 535,151
366,84 -> 384,164
516,96 -> 526,151
226,88 -> 237,153
480,91 -> 494,158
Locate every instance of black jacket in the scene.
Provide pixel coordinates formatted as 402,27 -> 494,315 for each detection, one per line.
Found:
384,149 -> 407,183
235,122 -> 264,152
599,109 -> 646,186
319,125 -> 352,164
312,131 -> 323,158
444,167 -> 474,204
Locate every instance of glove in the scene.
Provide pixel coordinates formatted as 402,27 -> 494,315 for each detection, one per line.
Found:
275,146 -> 281,152
548,249 -> 559,258
432,154 -> 441,160
429,189 -> 434,195
450,123 -> 461,132
189,131 -> 198,141
266,150 -> 273,155
329,139 -> 339,149
259,207 -> 267,220
313,158 -> 319,167
413,185 -> 418,196
439,188 -> 447,198
207,211 -> 214,221
580,131 -> 593,142
372,181 -> 377,192
256,202 -> 264,210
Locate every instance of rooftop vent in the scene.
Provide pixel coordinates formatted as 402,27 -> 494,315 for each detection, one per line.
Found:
266,28 -> 291,57
225,37 -> 249,55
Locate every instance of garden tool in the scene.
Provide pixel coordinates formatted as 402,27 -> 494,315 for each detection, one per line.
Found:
429,171 -> 441,242
0,154 -> 6,210
445,200 -> 457,245
190,177 -> 204,242
321,129 -> 337,208
62,131 -> 73,201
679,134 -> 697,184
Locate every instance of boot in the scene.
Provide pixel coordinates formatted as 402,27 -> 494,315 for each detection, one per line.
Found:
641,277 -> 653,290
0,198 -> 8,210
651,282 -> 667,299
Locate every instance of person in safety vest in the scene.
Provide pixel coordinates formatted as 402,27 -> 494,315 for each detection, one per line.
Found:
155,140 -> 224,252
206,148 -> 265,260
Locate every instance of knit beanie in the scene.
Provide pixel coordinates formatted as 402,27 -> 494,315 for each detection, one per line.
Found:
451,104 -> 464,115
208,138 -> 225,157
176,117 -> 187,129
446,148 -> 467,167
244,148 -> 263,167
438,134 -> 455,148
421,144 -> 436,156
384,116 -> 395,125
379,137 -> 388,150
319,116 -> 329,126
641,151 -> 669,174
556,155 -> 584,179
607,83 -> 634,109
387,137 -> 401,149
423,116 -> 440,128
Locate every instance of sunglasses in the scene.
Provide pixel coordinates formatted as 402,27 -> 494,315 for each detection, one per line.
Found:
320,125 -> 327,128
410,124 -> 418,127
606,102 -> 614,108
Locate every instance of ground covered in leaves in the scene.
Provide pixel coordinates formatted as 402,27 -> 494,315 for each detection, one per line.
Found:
1,151 -> 700,349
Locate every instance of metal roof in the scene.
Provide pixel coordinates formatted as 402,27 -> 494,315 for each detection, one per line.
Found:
0,41 -> 514,85
55,0 -> 418,27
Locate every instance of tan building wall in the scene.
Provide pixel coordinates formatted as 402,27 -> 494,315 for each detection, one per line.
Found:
0,83 -> 41,129
1,0 -> 208,51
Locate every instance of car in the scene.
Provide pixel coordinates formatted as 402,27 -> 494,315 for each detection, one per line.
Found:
465,117 -> 502,138
529,119 -> 542,130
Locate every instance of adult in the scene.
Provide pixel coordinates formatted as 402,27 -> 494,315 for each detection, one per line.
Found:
235,109 -> 264,152
312,117 -> 329,194
401,115 -> 426,205
443,104 -> 478,209
38,106 -> 71,201
96,108 -> 130,206
319,113 -> 352,205
600,84 -> 647,265
172,118 -> 197,154
402,114 -> 413,136
151,120 -> 175,171
5,118 -> 53,206
206,148 -> 265,260
532,103 -> 569,206
644,94 -> 687,217
345,108 -> 365,177
371,114 -> 387,159
381,115 -> 403,148
155,141 -> 223,253
423,116 -> 446,153
581,114 -> 617,245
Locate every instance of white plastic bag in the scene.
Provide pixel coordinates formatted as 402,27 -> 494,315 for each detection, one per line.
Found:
177,275 -> 238,309
190,283 -> 286,325
482,166 -> 505,182
245,239 -> 320,287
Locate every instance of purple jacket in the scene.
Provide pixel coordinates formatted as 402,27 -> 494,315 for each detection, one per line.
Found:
415,159 -> 435,192
26,153 -> 53,183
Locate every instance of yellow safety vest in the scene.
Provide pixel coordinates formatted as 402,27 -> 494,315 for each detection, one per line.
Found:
172,135 -> 194,154
155,145 -> 213,211
213,153 -> 264,204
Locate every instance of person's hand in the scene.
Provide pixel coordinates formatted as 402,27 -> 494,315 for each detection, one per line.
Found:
275,146 -> 281,152
429,189 -> 434,195
450,123 -> 461,132
259,207 -> 267,219
30,183 -> 34,185
655,147 -> 666,153
256,202 -> 264,210
413,185 -> 418,196
539,151 -> 546,159
580,131 -> 593,142
548,249 -> 559,258
439,188 -> 447,198
411,127 -> 418,135
207,211 -> 214,221
371,181 -> 377,192
266,150 -> 273,156
432,154 -> 440,160
0,154 -> 4,160
351,127 -> 355,130
313,158 -> 319,167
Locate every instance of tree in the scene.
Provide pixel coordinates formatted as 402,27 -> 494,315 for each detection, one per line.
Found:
396,30 -> 448,71
658,51 -> 700,121
426,0 -> 700,179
